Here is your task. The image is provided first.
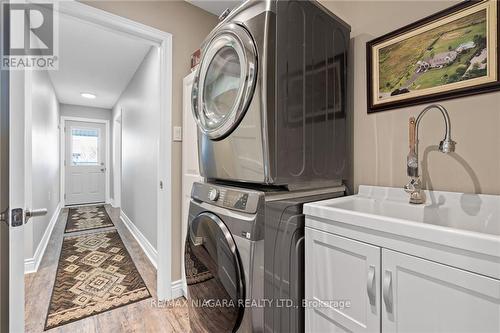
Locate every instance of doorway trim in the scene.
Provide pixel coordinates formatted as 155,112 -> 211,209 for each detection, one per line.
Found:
57,2 -> 174,300
60,116 -> 111,207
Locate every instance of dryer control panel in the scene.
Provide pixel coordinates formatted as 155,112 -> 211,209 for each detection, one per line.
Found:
191,182 -> 260,214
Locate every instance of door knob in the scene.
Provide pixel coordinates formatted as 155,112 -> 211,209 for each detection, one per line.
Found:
100,168 -> 106,172
25,208 -> 48,223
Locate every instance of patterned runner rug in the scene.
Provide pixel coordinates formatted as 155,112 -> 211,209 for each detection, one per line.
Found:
185,239 -> 214,285
45,230 -> 151,330
65,206 -> 114,233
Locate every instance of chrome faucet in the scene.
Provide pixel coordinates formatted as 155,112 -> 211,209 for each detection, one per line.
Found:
404,104 -> 456,204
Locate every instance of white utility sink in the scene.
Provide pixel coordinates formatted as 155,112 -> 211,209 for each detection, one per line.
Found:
304,185 -> 500,263
304,185 -> 500,332
325,186 -> 500,236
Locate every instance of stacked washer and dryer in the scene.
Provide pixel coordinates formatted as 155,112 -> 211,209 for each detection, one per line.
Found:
184,1 -> 350,332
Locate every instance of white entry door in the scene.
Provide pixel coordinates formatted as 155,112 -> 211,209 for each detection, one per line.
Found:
64,120 -> 107,205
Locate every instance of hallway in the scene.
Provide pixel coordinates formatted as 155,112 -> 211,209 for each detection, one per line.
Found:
24,206 -> 190,333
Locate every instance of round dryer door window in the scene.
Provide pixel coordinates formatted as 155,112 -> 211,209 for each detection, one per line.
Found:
185,212 -> 245,332
192,23 -> 257,140
202,47 -> 241,129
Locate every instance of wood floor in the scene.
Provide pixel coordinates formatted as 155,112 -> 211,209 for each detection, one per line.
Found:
25,205 -> 191,333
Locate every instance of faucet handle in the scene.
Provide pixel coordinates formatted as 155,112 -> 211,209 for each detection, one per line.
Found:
407,116 -> 418,178
409,117 -> 416,151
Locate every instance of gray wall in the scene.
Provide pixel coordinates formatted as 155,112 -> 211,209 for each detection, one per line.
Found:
320,0 -> 500,195
114,46 -> 160,248
27,70 -> 60,259
60,103 -> 111,120
86,0 -> 218,281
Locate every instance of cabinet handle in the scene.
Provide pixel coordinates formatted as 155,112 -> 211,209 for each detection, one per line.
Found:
367,265 -> 376,306
383,270 -> 393,314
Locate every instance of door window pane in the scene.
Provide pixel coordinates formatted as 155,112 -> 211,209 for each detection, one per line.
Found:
71,128 -> 99,166
202,46 -> 242,130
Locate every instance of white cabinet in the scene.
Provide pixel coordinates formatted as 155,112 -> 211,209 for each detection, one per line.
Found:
382,249 -> 500,333
305,228 -> 500,333
305,228 -> 381,333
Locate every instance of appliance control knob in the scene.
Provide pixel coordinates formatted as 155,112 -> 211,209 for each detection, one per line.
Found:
208,189 -> 220,201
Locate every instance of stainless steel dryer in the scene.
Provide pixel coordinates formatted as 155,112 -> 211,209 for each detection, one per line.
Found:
192,0 -> 351,190
184,181 -> 345,333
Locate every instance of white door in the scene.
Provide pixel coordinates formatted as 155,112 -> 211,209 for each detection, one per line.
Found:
6,63 -> 28,333
0,55 -> 8,333
64,120 -> 106,205
382,249 -> 500,333
5,69 -> 48,331
181,70 -> 202,294
305,228 -> 381,333
1,47 -> 23,333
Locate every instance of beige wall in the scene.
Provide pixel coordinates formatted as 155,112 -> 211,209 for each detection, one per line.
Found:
84,1 -> 218,280
320,0 -> 500,195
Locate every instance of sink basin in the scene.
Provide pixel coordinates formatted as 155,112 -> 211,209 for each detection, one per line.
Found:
323,186 -> 500,237
304,186 -> 500,262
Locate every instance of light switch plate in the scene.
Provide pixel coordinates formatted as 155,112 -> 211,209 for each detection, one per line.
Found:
173,126 -> 182,141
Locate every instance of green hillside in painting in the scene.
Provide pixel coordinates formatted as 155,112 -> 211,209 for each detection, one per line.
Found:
378,9 -> 487,100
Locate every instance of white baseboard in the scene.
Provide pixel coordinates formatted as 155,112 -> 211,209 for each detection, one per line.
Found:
108,198 -> 120,208
24,202 -> 62,274
120,210 -> 158,268
171,279 -> 187,299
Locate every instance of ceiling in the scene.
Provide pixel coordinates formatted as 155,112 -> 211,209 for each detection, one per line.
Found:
318,0 -> 458,37
188,0 -> 243,16
48,14 -> 152,109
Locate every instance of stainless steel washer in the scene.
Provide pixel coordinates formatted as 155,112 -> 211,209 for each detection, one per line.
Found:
185,181 -> 345,332
185,182 -> 265,333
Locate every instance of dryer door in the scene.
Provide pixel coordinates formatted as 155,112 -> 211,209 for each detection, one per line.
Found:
185,212 -> 245,332
192,23 -> 257,140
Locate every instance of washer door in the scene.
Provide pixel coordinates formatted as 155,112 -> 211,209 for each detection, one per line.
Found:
192,23 -> 257,140
185,212 -> 245,332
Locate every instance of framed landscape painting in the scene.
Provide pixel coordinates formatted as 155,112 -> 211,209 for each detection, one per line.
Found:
367,0 -> 499,113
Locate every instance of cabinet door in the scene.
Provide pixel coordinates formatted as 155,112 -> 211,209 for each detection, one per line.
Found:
305,228 -> 381,333
382,249 -> 500,333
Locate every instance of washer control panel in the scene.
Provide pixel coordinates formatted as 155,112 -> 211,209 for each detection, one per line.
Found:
191,182 -> 260,213
223,190 -> 249,210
